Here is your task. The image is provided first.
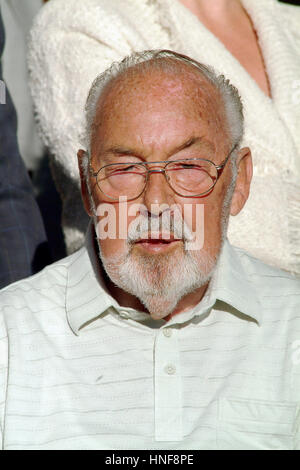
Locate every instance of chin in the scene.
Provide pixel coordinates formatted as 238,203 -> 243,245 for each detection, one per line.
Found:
139,295 -> 180,320
98,235 -> 218,320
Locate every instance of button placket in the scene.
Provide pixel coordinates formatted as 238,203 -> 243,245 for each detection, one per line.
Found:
154,327 -> 182,441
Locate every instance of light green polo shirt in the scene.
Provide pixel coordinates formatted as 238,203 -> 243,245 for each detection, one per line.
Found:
0,228 -> 300,449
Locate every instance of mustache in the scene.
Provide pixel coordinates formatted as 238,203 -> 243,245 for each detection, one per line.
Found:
127,210 -> 194,244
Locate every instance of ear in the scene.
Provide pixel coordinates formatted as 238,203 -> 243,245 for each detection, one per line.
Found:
77,149 -> 93,217
230,147 -> 253,216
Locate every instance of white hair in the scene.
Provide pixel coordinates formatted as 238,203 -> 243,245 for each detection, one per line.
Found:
82,49 -> 244,157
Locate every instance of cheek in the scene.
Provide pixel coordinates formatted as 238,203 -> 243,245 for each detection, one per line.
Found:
96,202 -> 148,257
204,185 -> 229,252
98,237 -> 126,259
176,194 -> 225,251
94,202 -> 129,258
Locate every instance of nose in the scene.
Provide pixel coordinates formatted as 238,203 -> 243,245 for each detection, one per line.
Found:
142,168 -> 174,215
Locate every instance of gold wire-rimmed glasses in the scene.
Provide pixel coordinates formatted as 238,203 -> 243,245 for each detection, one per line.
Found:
89,144 -> 237,201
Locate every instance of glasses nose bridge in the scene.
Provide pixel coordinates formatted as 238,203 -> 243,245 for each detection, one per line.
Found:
147,167 -> 166,175
145,163 -> 169,186
141,162 -> 172,198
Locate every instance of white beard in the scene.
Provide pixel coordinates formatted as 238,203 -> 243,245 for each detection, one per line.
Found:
98,241 -> 216,319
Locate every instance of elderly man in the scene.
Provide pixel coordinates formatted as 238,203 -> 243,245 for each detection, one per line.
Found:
0,50 -> 300,450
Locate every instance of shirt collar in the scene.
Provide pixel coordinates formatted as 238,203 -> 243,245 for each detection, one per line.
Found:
66,223 -> 261,335
206,240 -> 261,324
163,239 -> 261,328
66,223 -> 118,335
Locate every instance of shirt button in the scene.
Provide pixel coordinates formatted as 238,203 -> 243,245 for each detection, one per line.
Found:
163,328 -> 172,338
165,364 -> 176,375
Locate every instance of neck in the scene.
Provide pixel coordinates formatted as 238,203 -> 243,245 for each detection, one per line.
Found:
178,0 -> 243,22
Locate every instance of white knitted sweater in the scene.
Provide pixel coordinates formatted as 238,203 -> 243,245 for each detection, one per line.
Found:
28,0 -> 300,274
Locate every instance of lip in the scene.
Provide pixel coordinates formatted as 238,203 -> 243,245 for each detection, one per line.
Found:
135,232 -> 180,241
134,237 -> 182,253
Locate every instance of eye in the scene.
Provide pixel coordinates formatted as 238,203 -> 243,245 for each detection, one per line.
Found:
108,165 -> 136,173
116,165 -> 136,172
179,163 -> 201,169
106,164 -> 146,178
173,162 -> 206,171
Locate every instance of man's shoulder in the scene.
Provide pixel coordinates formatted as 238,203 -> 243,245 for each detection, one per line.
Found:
0,248 -> 86,316
233,244 -> 300,305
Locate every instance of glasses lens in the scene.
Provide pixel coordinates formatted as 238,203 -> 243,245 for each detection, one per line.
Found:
166,159 -> 217,196
97,163 -> 147,200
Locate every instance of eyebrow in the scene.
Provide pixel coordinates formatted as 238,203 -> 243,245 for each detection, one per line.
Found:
169,136 -> 213,156
101,146 -> 143,159
100,136 -> 214,160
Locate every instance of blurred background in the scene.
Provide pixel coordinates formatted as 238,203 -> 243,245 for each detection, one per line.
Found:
0,0 -> 299,288
0,0 -> 66,266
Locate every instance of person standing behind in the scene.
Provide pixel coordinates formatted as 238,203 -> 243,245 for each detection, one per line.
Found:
28,0 -> 300,274
0,8 -> 50,289
0,0 -> 44,173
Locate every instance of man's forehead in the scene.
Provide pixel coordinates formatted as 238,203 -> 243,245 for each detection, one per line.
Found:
99,135 -> 217,160
91,62 -> 227,157
97,62 -> 220,116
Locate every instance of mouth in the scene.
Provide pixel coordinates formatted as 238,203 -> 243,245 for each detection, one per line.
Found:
134,233 -> 182,253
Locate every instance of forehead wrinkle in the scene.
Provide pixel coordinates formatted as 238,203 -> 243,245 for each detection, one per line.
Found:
91,64 -> 229,158
97,62 -> 221,118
